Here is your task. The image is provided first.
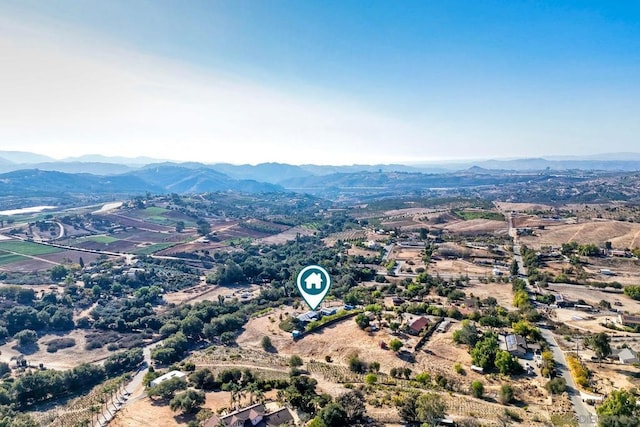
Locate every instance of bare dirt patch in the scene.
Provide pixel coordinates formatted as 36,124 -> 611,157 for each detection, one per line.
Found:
0,329 -> 111,370
443,218 -> 508,235
163,283 -> 260,306
462,281 -> 515,310
429,259 -> 496,279
495,202 -> 555,212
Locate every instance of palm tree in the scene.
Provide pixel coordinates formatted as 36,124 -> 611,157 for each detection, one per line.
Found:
246,383 -> 259,404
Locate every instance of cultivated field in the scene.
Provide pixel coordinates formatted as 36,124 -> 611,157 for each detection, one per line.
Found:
519,219 -> 640,250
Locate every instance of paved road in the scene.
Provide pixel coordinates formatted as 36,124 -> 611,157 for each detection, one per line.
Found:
540,328 -> 598,427
503,209 -> 597,426
93,341 -> 162,427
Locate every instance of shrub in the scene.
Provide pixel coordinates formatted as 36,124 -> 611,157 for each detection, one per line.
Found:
348,355 -> 368,374
261,336 -> 275,352
415,372 -> 431,385
389,338 -> 403,352
545,377 -> 567,395
566,354 -> 590,388
289,355 -> 303,367
471,380 -> 484,398
45,337 -> 76,353
365,373 -> 378,384
498,384 -> 514,404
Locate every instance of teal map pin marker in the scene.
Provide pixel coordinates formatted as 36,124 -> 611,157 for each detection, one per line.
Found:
296,265 -> 331,310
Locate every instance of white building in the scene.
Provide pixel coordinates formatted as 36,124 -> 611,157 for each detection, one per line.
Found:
150,370 -> 186,387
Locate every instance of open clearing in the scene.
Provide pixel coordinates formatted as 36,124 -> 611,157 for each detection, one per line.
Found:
520,219 -> 640,250
462,281 -> 515,309
442,218 -> 508,235
547,283 -> 640,313
430,259 -> 496,279
0,329 -> 111,370
495,202 -> 555,212
236,309 -> 552,424
257,226 -> 315,245
162,282 -> 262,306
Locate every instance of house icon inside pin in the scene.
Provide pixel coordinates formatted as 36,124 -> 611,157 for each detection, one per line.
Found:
304,272 -> 323,289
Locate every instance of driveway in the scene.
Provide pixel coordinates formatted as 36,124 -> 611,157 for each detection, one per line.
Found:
540,328 -> 598,427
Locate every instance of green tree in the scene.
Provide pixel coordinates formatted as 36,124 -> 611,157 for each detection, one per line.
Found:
470,334 -> 499,370
169,389 -> 206,414
589,332 -> 612,362
389,338 -> 403,352
14,329 -> 38,347
624,286 -> 640,300
540,350 -> 556,378
175,221 -> 185,233
415,372 -> 431,385
348,355 -> 368,374
180,315 -> 204,339
50,265 -> 68,281
512,320 -> 541,341
495,350 -> 520,375
513,289 -> 530,309
597,389 -> 638,427
261,336 -> 274,352
196,219 -> 211,236
189,368 -> 217,390
336,390 -> 366,423
578,243 -> 600,257
452,320 -> 478,347
355,313 -> 370,329
510,260 -> 519,276
365,373 -> 377,384
416,392 -> 447,427
147,377 -> 188,399
315,402 -> 348,427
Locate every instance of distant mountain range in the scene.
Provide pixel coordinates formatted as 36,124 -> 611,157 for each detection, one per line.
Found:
1,150 -> 640,200
0,166 -> 280,198
2,150 -> 640,178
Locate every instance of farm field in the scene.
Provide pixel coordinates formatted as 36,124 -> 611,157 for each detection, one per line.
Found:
429,259 -> 496,279
0,240 -> 63,256
257,225 -> 314,245
519,219 -> 640,250
442,218 -> 508,235
58,230 -> 187,254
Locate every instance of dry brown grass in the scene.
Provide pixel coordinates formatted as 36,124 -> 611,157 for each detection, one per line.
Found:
520,220 -> 640,250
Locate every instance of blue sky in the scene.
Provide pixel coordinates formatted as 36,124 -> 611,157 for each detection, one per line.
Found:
0,1 -> 639,165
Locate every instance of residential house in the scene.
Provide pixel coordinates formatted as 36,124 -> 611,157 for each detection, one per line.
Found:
409,316 -> 429,335
618,348 -> 639,365
204,403 -> 294,427
436,320 -> 451,333
150,370 -> 186,388
501,334 -> 528,357
619,314 -> 640,327
319,307 -> 337,317
296,311 -> 319,324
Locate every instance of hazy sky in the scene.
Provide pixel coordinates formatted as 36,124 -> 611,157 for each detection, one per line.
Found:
1,1 -> 639,165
